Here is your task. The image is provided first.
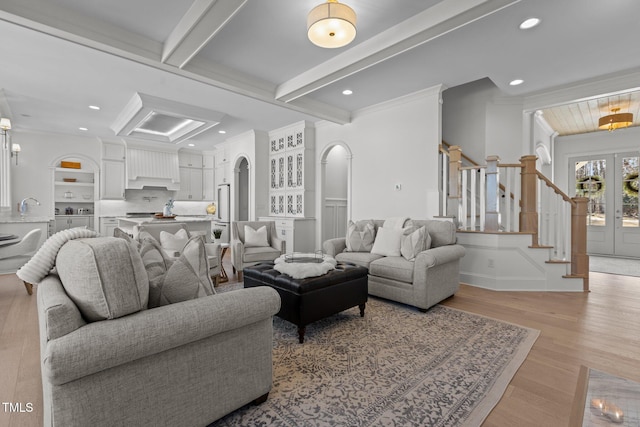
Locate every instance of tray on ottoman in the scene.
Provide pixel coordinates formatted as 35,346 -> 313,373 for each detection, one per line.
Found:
243,262 -> 368,343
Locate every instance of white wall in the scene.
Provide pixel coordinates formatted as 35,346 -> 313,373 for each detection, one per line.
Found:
316,86 -> 443,222
9,130 -> 100,217
443,78 -> 524,164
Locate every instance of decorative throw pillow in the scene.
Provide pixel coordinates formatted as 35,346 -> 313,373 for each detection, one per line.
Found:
55,237 -> 149,322
140,236 -> 216,308
345,220 -> 376,252
160,228 -> 189,255
400,226 -> 431,261
371,227 -> 404,257
244,225 -> 269,247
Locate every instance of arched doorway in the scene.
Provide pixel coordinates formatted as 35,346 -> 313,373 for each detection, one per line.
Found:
319,143 -> 352,243
234,156 -> 250,221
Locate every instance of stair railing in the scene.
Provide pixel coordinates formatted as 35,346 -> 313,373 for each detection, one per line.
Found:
441,145 -> 589,289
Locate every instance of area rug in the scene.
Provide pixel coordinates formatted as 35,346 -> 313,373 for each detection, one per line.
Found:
210,297 -> 539,427
589,256 -> 640,277
573,367 -> 640,426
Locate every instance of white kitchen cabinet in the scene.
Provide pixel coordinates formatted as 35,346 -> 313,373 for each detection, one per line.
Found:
259,216 -> 316,253
102,142 -> 126,160
55,215 -> 92,232
101,159 -> 126,200
178,151 -> 203,168
100,217 -> 118,237
203,168 -> 215,200
177,167 -> 204,200
203,154 -> 215,169
215,163 -> 230,185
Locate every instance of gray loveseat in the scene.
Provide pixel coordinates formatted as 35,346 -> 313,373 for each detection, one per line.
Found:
36,236 -> 281,427
323,219 -> 465,311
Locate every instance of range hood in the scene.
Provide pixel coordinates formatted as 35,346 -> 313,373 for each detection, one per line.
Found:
126,143 -> 180,191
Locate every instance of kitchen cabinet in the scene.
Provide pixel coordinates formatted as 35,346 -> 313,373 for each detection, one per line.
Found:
103,142 -> 126,160
101,159 -> 125,199
177,167 -> 204,200
178,151 -> 203,168
215,164 -> 230,185
203,168 -> 215,200
203,154 -> 215,169
100,217 -> 118,237
55,215 -> 93,232
258,216 -> 316,253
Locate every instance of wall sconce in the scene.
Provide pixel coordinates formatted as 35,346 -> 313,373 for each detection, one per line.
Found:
11,143 -> 21,165
0,117 -> 11,151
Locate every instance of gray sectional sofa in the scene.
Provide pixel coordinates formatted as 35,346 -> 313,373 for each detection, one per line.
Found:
323,219 -> 465,311
33,234 -> 281,427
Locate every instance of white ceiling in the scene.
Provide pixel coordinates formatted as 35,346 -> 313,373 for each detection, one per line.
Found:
1,0 -> 640,150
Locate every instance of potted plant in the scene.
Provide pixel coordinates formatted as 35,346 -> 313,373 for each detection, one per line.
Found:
212,228 -> 223,241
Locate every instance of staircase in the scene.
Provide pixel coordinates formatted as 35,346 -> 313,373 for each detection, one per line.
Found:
439,143 -> 589,292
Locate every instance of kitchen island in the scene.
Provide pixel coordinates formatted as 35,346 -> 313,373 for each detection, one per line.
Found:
116,216 -> 214,242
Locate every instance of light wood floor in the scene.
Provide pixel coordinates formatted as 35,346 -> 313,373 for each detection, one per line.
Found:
1,254 -> 639,427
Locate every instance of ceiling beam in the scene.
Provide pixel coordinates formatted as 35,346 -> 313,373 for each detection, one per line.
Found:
0,0 -> 350,124
275,0 -> 520,103
162,0 -> 248,69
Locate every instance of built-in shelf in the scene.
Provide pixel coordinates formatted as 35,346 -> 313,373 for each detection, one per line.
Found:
54,181 -> 94,187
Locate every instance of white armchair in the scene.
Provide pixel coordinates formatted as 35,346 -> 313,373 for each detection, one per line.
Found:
0,229 -> 42,294
132,223 -> 222,284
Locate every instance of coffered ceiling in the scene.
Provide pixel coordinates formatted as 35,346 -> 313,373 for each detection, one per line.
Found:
1,0 -> 640,149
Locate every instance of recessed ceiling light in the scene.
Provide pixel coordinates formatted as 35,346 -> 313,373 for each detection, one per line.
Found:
342,89 -> 353,95
89,105 -> 101,110
188,143 -> 195,147
509,79 -> 524,86
218,130 -> 226,134
519,18 -> 540,30
79,127 -> 88,131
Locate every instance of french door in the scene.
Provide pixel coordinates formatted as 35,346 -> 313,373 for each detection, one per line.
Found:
571,152 -> 640,257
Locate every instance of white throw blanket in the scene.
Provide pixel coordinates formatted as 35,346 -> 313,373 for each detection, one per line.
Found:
273,254 -> 337,279
383,217 -> 410,229
16,227 -> 99,284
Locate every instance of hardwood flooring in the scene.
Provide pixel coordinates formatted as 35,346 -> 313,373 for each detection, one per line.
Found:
1,253 -> 639,426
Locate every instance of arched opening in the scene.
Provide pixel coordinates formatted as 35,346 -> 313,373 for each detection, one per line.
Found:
319,142 -> 352,244
237,157 -> 249,221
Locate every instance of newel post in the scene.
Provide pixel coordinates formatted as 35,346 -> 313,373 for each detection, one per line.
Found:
447,145 -> 462,222
571,197 -> 590,290
519,155 -> 539,246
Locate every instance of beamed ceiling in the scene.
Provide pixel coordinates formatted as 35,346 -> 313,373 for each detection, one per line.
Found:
0,0 -> 640,149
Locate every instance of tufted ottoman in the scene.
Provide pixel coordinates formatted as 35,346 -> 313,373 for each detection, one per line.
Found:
243,262 -> 368,343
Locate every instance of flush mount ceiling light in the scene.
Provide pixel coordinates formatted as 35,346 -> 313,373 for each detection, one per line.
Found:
509,79 -> 524,86
598,107 -> 634,132
111,93 -> 225,144
308,0 -> 357,48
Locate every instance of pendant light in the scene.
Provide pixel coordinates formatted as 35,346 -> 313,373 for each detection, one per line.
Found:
307,0 -> 357,48
598,108 -> 633,132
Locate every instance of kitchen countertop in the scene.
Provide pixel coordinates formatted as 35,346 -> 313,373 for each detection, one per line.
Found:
116,216 -> 215,224
0,216 -> 53,223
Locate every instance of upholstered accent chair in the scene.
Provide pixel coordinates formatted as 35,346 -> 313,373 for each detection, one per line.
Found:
231,221 -> 285,281
133,222 -> 222,284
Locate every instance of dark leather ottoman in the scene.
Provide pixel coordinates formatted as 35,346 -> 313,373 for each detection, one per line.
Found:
243,262 -> 368,343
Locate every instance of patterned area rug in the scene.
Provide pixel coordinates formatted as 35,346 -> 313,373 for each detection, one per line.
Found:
211,296 -> 539,427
